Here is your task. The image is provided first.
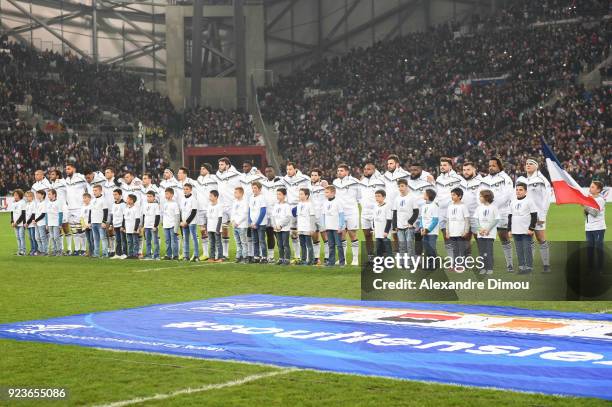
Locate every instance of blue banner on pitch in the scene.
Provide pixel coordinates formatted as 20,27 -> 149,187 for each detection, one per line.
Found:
1,295 -> 611,399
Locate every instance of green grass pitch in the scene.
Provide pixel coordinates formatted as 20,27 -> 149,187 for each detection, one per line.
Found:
0,205 -> 610,406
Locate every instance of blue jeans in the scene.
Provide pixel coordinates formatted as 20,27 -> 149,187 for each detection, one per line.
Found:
164,228 -> 179,258
145,228 -> 160,258
14,226 -> 26,254
85,229 -> 94,254
513,234 -> 533,271
27,227 -> 37,254
35,225 -> 48,254
422,234 -> 438,270
234,227 -> 248,259
48,226 -> 61,254
252,225 -> 267,258
91,223 -> 108,257
397,228 -> 415,256
182,224 -> 199,259
299,233 -> 314,263
586,229 -> 605,271
326,230 -> 345,265
208,231 -> 223,259
275,231 -> 290,261
376,237 -> 393,257
126,233 -> 140,257
114,227 -> 127,256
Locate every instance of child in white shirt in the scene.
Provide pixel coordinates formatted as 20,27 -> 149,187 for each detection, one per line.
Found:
322,185 -> 345,267
231,187 -> 249,262
206,190 -> 224,261
111,189 -> 127,259
295,188 -> 316,264
46,189 -> 64,256
373,190 -> 393,257
10,189 -> 26,255
419,189 -> 440,270
584,180 -> 606,272
475,189 -> 500,275
142,190 -> 161,260
271,188 -> 292,265
122,194 -> 142,258
446,187 -> 470,272
508,182 -> 538,274
162,188 -> 180,260
24,191 -> 38,255
33,190 -> 48,255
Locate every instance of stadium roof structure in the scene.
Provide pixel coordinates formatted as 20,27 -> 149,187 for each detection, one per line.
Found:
0,0 -> 489,80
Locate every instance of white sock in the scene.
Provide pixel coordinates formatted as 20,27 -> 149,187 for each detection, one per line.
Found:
222,237 -> 229,257
202,237 -> 209,257
351,240 -> 359,264
342,239 -> 347,260
313,241 -> 320,259
291,236 -> 299,258
248,235 -> 254,257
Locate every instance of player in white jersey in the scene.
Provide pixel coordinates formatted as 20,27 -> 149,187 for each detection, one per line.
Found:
280,162 -> 310,261
262,166 -> 283,261
103,166 -> 121,256
479,157 -> 515,272
31,170 -> 51,198
333,163 -> 362,266
460,162 -> 483,250
516,158 -> 552,272
48,169 -> 68,253
196,163 -> 218,257
160,168 -> 181,209
309,168 -> 329,264
382,154 -> 409,208
434,157 -> 464,258
65,163 -> 88,255
407,163 -> 435,256
141,173 -> 161,200
216,157 -> 242,258
359,163 -> 385,260
85,170 -> 106,195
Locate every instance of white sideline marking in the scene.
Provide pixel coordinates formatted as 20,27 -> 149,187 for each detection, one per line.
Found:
91,368 -> 295,407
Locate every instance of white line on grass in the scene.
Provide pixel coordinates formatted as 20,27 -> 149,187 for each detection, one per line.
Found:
133,263 -> 234,273
91,368 -> 296,407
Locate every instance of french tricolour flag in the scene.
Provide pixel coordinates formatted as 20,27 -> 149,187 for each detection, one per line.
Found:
541,138 -> 599,209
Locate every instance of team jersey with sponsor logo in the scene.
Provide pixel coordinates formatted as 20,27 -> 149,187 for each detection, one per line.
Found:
280,171 -> 310,207
407,176 -> 435,210
359,173 -> 385,220
333,176 -> 361,214
382,167 -> 409,205
248,194 -> 268,226
479,171 -> 514,217
435,170 -> 464,213
462,174 -> 483,217
271,202 -> 292,232
162,200 -> 180,229
196,174 -> 219,211
65,173 -> 88,210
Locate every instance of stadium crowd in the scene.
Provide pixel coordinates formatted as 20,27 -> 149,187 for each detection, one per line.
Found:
183,106 -> 258,146
260,6 -> 611,184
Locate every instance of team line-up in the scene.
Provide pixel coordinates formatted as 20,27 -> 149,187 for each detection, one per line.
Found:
8,155 -> 607,273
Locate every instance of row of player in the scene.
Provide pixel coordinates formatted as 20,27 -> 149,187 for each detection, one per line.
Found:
8,156 -> 607,271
